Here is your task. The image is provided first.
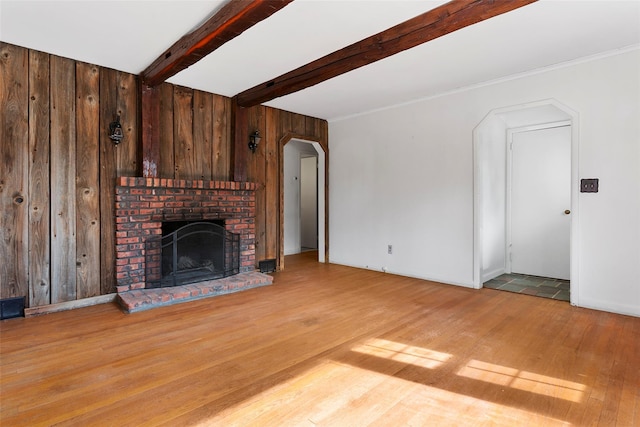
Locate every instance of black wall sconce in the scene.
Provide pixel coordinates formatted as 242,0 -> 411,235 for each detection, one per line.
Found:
109,115 -> 124,145
248,130 -> 261,153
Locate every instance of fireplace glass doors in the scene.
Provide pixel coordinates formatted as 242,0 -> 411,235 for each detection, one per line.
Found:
160,221 -> 240,287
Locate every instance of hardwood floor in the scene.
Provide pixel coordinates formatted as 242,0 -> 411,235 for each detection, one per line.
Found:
1,252 -> 638,426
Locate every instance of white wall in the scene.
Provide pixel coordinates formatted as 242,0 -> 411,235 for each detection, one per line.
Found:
300,156 -> 318,249
284,142 -> 301,255
329,48 -> 640,317
476,117 -> 507,282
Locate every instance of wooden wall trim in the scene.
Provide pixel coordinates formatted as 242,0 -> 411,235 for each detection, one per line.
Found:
24,294 -> 117,317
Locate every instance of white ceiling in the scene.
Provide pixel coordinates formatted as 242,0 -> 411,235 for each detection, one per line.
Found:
1,0 -> 639,121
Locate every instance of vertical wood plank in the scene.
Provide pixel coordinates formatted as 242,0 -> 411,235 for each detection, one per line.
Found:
248,105 -> 266,265
99,68 -> 118,295
76,62 -> 101,299
50,55 -> 77,303
212,94 -> 230,180
141,84 -> 160,178
231,99 -> 249,182
279,110 -> 292,138
159,83 -> 175,178
193,90 -> 213,180
291,112 -> 306,135
116,72 -> 138,176
305,115 -> 321,140
264,107 -> 279,260
174,86 -> 194,180
0,43 -> 29,300
28,49 -> 51,306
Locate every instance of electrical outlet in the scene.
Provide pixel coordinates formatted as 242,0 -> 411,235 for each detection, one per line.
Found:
581,178 -> 599,193
388,245 -> 393,254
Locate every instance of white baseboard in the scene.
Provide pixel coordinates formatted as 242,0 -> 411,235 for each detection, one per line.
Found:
329,260 -> 475,288
576,297 -> 640,318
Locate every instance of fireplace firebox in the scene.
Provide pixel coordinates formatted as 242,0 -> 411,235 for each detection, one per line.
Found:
158,221 -> 240,288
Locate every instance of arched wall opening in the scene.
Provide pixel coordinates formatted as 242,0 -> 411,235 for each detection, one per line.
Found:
279,134 -> 328,270
473,99 -> 580,305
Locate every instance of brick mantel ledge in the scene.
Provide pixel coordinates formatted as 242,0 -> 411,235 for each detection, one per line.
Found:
116,176 -> 257,191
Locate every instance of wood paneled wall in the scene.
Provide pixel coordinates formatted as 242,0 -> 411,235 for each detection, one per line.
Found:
0,43 -> 328,308
157,84 -> 232,180
1,43 -> 139,306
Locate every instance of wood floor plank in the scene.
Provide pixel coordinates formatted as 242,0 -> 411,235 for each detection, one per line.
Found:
613,317 -> 640,426
1,252 -> 638,426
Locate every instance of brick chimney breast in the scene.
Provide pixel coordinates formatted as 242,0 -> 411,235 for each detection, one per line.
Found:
114,177 -> 256,293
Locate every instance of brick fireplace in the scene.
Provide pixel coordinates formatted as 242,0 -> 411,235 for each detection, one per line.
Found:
114,177 -> 257,294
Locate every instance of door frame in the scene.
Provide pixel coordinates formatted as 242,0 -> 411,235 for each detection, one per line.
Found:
279,134 -> 327,270
473,99 -> 580,305
505,121 -> 572,275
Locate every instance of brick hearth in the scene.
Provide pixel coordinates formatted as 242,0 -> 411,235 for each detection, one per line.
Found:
113,177 -> 268,311
118,271 -> 273,313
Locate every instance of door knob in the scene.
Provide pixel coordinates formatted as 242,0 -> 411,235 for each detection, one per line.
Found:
564,209 -> 571,215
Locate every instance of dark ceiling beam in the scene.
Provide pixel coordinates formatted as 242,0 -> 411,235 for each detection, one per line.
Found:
141,0 -> 294,87
236,0 -> 537,108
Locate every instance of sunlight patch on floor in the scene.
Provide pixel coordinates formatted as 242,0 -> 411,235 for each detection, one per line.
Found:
457,359 -> 586,403
350,338 -> 452,370
196,358 -> 573,426
196,339 -> 581,426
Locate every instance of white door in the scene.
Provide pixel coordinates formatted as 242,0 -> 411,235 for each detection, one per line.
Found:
510,125 -> 571,280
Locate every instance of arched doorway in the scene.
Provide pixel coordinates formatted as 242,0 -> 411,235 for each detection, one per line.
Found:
284,141 -> 318,255
279,135 -> 327,270
473,99 -> 579,305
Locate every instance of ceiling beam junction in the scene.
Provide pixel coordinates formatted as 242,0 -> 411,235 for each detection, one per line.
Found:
235,0 -> 538,108
140,0 -> 293,179
141,0 -> 294,87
